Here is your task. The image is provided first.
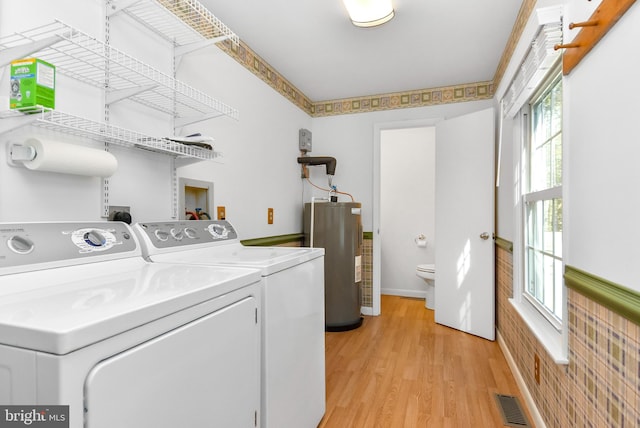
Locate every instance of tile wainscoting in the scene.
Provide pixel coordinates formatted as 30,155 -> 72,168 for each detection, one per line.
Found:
361,235 -> 373,308
497,245 -> 640,427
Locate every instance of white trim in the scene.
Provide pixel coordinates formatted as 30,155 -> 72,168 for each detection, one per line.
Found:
496,100 -> 504,187
513,65 -> 569,364
380,289 -> 427,299
360,306 -> 374,316
497,330 -> 547,428
523,185 -> 562,202
522,286 -> 563,331
509,298 -> 568,364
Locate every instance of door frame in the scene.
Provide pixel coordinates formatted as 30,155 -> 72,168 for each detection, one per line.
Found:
371,117 -> 443,316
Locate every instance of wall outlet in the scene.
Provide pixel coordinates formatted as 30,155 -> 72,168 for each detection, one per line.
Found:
268,208 -> 274,224
534,353 -> 540,384
217,206 -> 226,220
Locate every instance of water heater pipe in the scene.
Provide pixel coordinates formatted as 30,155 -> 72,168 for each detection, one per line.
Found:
310,197 -> 329,248
297,156 -> 337,176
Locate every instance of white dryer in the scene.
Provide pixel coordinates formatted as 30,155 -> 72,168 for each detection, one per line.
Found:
0,221 -> 262,428
133,220 -> 325,428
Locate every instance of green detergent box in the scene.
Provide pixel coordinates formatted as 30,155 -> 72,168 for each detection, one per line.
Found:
10,58 -> 56,111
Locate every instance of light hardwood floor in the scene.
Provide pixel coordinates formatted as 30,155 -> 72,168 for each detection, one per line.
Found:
318,295 -> 530,427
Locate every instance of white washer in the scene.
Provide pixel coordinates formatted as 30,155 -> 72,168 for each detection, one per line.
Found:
0,221 -> 262,428
133,220 -> 326,428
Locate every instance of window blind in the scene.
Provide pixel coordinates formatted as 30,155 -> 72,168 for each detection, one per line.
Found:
502,22 -> 563,118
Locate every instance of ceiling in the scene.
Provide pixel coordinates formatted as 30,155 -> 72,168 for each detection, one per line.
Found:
199,0 -> 524,102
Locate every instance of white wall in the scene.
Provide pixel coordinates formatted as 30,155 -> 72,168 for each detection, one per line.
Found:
494,0 -> 640,291
176,45 -> 312,239
564,3 -> 640,289
0,1 -> 312,239
495,111 -> 515,240
0,2 -> 510,246
311,100 -> 493,232
380,127 -> 435,297
0,1 -> 179,222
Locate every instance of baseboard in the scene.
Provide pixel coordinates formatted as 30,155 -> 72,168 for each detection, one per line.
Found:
380,288 -> 426,299
361,306 -> 374,316
497,330 -> 547,428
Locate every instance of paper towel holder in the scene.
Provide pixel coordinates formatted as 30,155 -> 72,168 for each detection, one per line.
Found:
6,138 -> 118,178
7,143 -> 37,166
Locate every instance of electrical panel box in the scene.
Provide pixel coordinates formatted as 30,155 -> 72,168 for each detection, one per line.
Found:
299,129 -> 312,152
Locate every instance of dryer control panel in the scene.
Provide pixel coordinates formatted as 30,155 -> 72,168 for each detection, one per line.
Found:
134,220 -> 238,249
0,222 -> 139,272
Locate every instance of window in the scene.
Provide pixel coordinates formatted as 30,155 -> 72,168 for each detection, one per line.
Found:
523,69 -> 563,328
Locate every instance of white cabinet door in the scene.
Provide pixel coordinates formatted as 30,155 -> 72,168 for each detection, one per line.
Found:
435,108 -> 495,340
85,297 -> 259,428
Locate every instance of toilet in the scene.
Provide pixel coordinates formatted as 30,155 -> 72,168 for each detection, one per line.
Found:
416,264 -> 435,309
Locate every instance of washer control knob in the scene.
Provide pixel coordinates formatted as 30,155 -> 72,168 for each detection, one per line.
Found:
7,235 -> 34,254
208,223 -> 229,239
171,228 -> 184,240
84,230 -> 106,247
154,230 -> 170,242
184,227 -> 197,239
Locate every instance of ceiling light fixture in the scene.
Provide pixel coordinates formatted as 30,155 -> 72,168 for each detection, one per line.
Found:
342,0 -> 395,28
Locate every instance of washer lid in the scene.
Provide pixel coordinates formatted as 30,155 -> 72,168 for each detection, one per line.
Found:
0,258 -> 261,354
148,243 -> 325,276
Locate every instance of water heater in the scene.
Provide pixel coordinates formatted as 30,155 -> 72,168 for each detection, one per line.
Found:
304,201 -> 363,331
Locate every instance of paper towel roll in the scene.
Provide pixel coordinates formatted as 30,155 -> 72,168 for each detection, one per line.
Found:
22,137 -> 118,177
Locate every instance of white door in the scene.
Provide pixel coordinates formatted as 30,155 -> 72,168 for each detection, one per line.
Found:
435,108 -> 495,340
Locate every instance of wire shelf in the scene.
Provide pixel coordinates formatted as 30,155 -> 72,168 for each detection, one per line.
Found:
0,20 -> 239,121
117,0 -> 239,47
0,108 -> 219,161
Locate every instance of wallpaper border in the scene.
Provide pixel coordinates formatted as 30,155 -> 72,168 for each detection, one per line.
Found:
212,0 -> 535,117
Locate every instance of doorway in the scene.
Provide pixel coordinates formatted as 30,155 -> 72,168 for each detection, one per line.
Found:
380,127 -> 436,299
372,118 -> 441,315
372,109 -> 495,340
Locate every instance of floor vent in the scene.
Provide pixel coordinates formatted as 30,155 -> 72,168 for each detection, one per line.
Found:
494,394 -> 531,427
